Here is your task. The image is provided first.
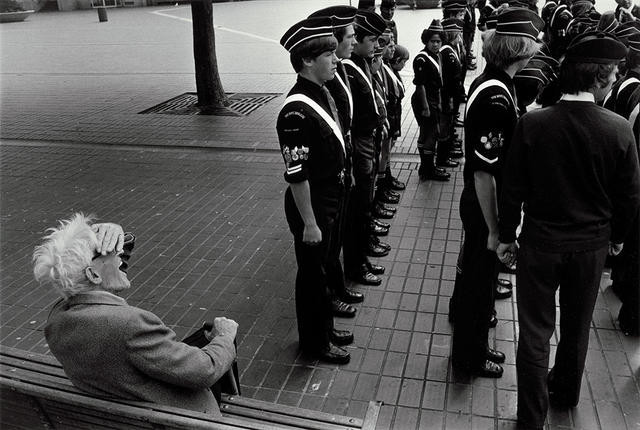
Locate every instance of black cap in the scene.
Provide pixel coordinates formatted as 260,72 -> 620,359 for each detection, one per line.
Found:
615,21 -> 640,45
564,31 -> 628,63
597,11 -> 619,34
549,4 -> 572,32
442,18 -> 464,32
495,7 -> 545,40
280,17 -> 335,52
355,11 -> 388,36
629,33 -> 640,53
358,0 -> 375,10
381,0 -> 397,7
442,0 -> 467,12
309,6 -> 357,29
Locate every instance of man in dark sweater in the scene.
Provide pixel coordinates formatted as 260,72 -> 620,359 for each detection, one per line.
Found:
497,33 -> 640,430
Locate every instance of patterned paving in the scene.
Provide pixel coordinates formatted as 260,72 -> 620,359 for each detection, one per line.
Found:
1,4 -> 639,430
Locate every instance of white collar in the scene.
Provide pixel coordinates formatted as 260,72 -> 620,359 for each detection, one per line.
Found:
560,92 -> 595,103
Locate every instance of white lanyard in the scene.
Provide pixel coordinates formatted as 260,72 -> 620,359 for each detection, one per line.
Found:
465,79 -> 516,118
283,93 -> 346,155
416,52 -> 440,74
439,45 -> 459,64
383,64 -> 404,95
334,72 -> 353,121
342,59 -> 379,115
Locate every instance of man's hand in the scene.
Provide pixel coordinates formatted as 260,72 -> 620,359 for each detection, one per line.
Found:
497,242 -> 518,266
212,317 -> 238,339
92,223 -> 125,255
608,242 -> 624,256
303,224 -> 322,245
421,108 -> 430,118
486,231 -> 499,251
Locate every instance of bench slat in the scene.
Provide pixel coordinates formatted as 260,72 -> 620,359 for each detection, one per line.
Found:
1,378 -> 276,430
221,395 -> 363,427
220,403 -> 359,430
1,346 -> 381,430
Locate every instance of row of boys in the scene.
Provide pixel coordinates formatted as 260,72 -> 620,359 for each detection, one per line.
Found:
276,1 -> 410,364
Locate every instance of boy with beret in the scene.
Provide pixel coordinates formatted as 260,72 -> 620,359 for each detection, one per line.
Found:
497,32 -> 640,429
451,8 -> 543,379
277,17 -> 354,364
342,10 -> 391,285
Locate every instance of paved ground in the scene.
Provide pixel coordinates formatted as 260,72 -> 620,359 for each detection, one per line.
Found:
1,2 -> 639,430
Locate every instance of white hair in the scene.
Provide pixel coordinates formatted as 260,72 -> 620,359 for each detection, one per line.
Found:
33,213 -> 98,299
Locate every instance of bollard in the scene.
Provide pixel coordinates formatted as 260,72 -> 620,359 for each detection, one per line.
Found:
97,7 -> 108,22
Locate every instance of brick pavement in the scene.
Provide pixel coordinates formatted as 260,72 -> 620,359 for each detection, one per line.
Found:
1,3 -> 639,430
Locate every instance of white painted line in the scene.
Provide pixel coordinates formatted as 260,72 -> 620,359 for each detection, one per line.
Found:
151,7 -> 278,44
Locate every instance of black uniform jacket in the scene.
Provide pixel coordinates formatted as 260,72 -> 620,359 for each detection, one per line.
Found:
276,76 -> 346,219
344,53 -> 380,137
412,49 -> 442,111
463,64 -> 518,188
603,70 -> 640,119
499,99 -> 640,251
439,43 -> 463,110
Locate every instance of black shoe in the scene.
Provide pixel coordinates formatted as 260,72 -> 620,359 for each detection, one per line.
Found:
373,206 -> 394,219
313,343 -> 351,364
376,202 -> 397,213
425,169 -> 451,181
449,149 -> 464,159
341,288 -> 364,304
486,347 -> 506,364
495,278 -> 513,300
370,222 -> 389,236
454,119 -> 464,127
377,189 -> 400,204
331,299 -> 356,318
331,329 -> 354,346
370,236 -> 391,251
373,219 -> 390,229
474,360 -> 503,378
436,158 -> 459,168
366,262 -> 385,275
348,267 -> 382,285
489,313 -> 498,328
387,177 -> 406,191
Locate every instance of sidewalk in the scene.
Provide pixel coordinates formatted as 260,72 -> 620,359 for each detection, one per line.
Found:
1,3 -> 639,430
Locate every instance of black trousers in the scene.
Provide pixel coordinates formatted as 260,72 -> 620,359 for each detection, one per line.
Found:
515,241 -> 608,428
613,211 -> 639,332
451,187 -> 496,368
326,184 -> 349,299
284,188 -> 336,352
344,139 -> 375,275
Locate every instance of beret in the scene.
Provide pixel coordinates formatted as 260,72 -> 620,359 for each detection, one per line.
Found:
564,31 -> 627,63
308,6 -> 357,28
355,11 -> 388,36
442,17 -> 464,32
280,17 -> 334,52
496,7 -> 545,40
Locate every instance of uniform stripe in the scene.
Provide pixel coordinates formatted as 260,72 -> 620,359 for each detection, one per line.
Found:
342,59 -> 379,115
474,149 -> 498,164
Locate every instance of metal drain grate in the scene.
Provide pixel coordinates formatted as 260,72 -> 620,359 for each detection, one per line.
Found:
139,92 -> 280,116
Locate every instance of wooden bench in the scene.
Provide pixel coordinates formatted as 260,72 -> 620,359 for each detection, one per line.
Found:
0,346 -> 382,430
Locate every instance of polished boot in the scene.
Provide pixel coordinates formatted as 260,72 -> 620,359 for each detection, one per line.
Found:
436,158 -> 459,168
385,166 -> 406,190
373,219 -> 390,229
348,264 -> 382,285
330,329 -> 354,346
495,278 -> 513,300
370,236 -> 391,251
307,343 -> 350,364
376,202 -> 396,213
331,299 -> 356,318
366,261 -> 385,275
425,154 -> 450,181
373,205 -> 395,219
377,188 -> 400,204
486,347 -> 506,363
341,288 -> 364,303
370,221 -> 389,236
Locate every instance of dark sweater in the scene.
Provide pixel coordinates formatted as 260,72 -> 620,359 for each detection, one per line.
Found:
499,100 -> 640,251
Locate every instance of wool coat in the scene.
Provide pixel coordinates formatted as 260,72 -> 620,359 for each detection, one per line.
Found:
44,290 -> 236,415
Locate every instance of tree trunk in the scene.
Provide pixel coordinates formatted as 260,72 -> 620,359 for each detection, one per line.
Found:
191,0 -> 228,109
